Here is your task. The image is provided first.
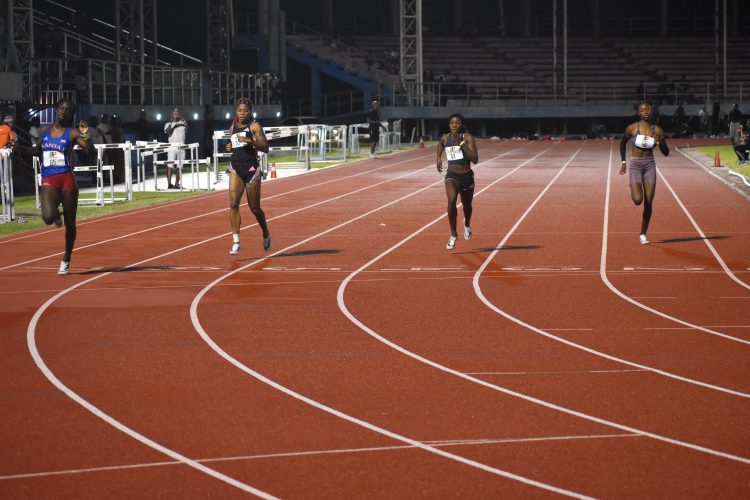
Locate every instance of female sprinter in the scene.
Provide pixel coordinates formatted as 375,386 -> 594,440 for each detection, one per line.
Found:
619,101 -> 669,244
436,113 -> 478,249
225,97 -> 271,254
14,99 -> 93,274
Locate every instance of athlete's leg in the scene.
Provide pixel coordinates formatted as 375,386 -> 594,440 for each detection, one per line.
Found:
640,183 -> 655,236
40,186 -> 63,226
245,180 -> 270,241
629,182 -> 644,206
228,172 -> 244,233
445,179 -> 459,238
59,187 -> 79,263
459,186 -> 474,228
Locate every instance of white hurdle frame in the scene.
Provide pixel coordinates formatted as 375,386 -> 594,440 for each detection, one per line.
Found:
0,148 -> 15,223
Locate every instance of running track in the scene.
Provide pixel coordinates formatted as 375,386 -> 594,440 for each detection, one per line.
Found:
1,139 -> 748,498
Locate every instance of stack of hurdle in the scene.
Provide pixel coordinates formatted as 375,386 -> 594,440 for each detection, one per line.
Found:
0,148 -> 15,223
136,141 -> 212,191
213,125 -> 313,183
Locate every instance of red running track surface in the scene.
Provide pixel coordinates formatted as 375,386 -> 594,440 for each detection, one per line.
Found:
1,139 -> 748,498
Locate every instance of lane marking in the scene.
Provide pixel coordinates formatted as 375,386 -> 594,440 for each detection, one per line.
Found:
657,164 -> 750,292
24,150 -> 463,498
2,151 -> 435,272
0,432 -> 639,481
598,147 -> 750,347
192,145 -> 596,498
466,369 -> 648,376
336,143 -> 750,464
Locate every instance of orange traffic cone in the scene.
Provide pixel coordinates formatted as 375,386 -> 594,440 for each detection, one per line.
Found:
714,151 -> 721,167
271,162 -> 277,179
419,136 -> 425,149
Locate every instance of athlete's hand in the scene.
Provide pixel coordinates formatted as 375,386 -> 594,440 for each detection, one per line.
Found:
436,159 -> 443,173
619,162 -> 627,175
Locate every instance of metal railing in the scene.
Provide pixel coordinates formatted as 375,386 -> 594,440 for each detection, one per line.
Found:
26,58 -> 276,107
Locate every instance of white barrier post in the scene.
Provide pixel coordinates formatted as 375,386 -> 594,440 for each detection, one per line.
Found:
0,148 -> 15,223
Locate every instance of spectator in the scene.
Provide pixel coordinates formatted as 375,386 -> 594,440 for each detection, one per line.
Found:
164,108 -> 188,189
366,100 -> 387,159
0,115 -> 14,148
711,102 -> 721,137
98,113 -> 113,143
28,116 -> 41,145
728,104 -> 743,145
82,116 -> 106,182
203,105 -> 215,158
109,115 -> 125,183
698,105 -> 709,134
134,109 -> 149,141
732,124 -> 749,164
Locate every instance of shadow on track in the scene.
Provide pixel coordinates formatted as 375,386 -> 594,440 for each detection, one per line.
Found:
656,235 -> 728,244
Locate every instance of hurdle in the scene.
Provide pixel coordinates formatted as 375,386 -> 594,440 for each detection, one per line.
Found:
213,125 -> 312,182
32,152 -> 117,208
349,120 -> 400,155
152,142 -> 211,191
0,148 -> 15,223
322,125 -> 348,161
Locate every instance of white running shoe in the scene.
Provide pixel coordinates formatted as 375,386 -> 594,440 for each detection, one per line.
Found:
639,234 -> 650,245
369,153 -> 375,159
446,236 -> 457,250
230,242 -> 240,255
58,261 -> 69,275
464,226 -> 472,240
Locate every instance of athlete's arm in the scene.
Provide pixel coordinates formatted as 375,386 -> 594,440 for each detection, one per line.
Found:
461,132 -> 479,164
655,127 -> 669,156
619,125 -> 632,175
248,121 -> 269,153
11,125 -> 46,157
436,134 -> 446,172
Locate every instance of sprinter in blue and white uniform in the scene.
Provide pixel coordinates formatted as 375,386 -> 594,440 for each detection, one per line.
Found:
436,113 -> 478,250
13,99 -> 93,274
619,101 -> 669,245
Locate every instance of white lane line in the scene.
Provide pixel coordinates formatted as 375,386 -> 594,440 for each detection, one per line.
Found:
192,147 -> 595,498
656,165 -> 750,292
644,326 -> 750,330
599,146 -> 750,346
0,432 -> 639,481
475,145 -> 750,397
1,151 -> 434,272
24,151 -> 460,498
466,369 -> 648,376
336,143 -> 750,464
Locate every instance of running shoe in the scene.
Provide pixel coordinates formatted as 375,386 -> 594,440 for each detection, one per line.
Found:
58,260 -> 69,275
446,236 -> 457,250
53,211 -> 63,227
639,234 -> 650,245
263,235 -> 271,251
230,242 -> 240,255
369,153 -> 375,159
463,226 -> 472,240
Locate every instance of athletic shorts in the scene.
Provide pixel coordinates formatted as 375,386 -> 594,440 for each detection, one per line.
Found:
445,169 -> 475,192
230,161 -> 262,184
370,128 -> 380,142
41,171 -> 77,192
628,156 -> 656,186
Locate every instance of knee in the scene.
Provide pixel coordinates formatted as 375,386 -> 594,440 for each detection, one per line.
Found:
42,214 -> 56,225
249,205 -> 263,215
631,196 -> 643,206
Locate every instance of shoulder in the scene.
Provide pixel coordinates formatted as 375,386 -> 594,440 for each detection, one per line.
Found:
463,131 -> 475,140
250,121 -> 264,134
654,125 -> 666,136
624,123 -> 636,135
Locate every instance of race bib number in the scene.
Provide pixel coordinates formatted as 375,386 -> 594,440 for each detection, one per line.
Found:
446,145 -> 464,161
231,132 -> 245,148
43,150 -> 65,167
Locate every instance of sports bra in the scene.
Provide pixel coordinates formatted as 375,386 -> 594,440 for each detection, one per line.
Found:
633,122 -> 656,150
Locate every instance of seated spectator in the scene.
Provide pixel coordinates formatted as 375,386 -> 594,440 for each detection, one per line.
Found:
733,123 -> 749,164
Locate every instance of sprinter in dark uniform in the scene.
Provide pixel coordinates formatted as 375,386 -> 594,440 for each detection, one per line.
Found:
436,113 -> 478,250
225,97 -> 271,254
619,101 -> 669,244
13,99 -> 93,274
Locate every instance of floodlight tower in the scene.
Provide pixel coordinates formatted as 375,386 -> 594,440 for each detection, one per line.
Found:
399,0 -> 423,107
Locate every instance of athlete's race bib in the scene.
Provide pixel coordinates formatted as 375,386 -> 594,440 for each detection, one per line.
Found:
231,132 -> 245,148
446,145 -> 464,161
43,150 -> 65,167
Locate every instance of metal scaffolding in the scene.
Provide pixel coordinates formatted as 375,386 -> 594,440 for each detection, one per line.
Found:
6,0 -> 35,75
207,0 -> 231,72
399,0 -> 423,106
